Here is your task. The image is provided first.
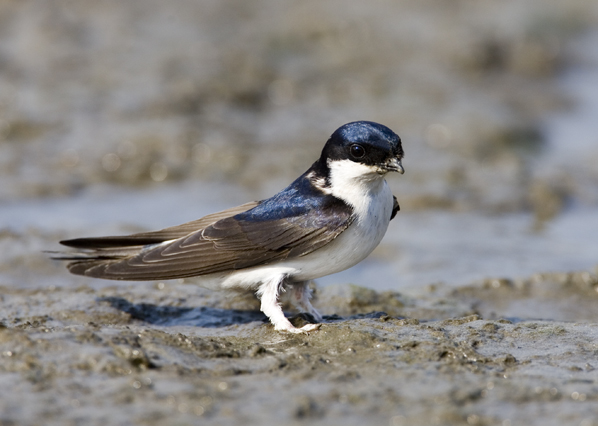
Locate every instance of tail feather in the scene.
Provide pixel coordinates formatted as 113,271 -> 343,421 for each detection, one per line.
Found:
60,237 -> 168,249
49,246 -> 143,260
48,246 -> 145,279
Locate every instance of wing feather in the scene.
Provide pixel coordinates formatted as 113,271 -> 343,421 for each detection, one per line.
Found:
64,200 -> 353,280
60,201 -> 260,249
59,174 -> 355,281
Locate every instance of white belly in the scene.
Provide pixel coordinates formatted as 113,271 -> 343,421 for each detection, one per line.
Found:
283,179 -> 393,280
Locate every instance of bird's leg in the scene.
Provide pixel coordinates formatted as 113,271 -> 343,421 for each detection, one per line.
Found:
290,280 -> 323,323
257,275 -> 320,333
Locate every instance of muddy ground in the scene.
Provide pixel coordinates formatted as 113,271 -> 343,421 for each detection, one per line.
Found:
1,269 -> 598,426
2,1 -> 598,425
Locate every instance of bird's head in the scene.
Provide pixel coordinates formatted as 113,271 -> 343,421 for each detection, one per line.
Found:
321,121 -> 404,180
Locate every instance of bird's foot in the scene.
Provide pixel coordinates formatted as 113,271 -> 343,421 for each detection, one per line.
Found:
259,277 -> 321,334
274,322 -> 321,334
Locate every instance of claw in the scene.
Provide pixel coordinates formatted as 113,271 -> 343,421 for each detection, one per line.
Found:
275,323 -> 321,334
299,323 -> 321,332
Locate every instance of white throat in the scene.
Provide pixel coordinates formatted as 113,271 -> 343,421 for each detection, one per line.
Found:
327,159 -> 387,216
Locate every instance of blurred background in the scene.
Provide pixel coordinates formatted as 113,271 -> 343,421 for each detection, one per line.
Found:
1,0 -> 597,292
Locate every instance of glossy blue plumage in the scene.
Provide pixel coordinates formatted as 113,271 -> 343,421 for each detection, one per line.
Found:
236,173 -> 349,228
335,121 -> 399,147
325,121 -> 403,165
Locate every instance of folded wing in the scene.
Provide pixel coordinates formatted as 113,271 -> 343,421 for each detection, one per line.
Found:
58,197 -> 353,281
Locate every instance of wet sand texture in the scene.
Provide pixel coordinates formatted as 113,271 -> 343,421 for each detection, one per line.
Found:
1,272 -> 598,426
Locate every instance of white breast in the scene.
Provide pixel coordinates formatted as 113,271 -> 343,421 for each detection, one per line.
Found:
287,159 -> 394,279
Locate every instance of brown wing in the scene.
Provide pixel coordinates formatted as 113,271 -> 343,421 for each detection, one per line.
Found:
60,201 -> 260,249
64,200 -> 354,281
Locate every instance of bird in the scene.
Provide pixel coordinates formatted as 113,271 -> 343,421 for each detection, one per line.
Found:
55,121 -> 405,333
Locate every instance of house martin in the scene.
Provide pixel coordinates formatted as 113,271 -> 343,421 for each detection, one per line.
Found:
55,121 -> 405,333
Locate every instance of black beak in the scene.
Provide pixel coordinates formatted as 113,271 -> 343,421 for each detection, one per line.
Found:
385,157 -> 405,174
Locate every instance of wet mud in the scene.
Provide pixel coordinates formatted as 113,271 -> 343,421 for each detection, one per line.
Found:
2,270 -> 598,426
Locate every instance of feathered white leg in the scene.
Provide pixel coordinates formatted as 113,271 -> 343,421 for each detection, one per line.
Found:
257,275 -> 320,333
290,281 -> 323,323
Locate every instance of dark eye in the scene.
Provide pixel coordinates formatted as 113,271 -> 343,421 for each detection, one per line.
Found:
350,144 -> 365,159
